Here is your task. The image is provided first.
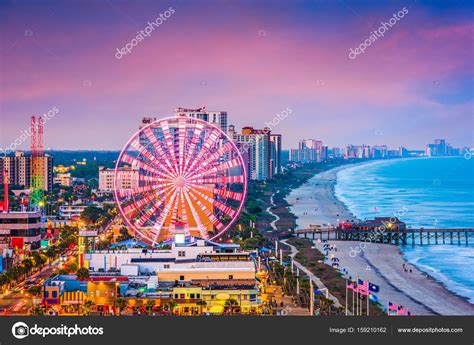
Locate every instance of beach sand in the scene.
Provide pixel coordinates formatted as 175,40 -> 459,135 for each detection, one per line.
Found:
286,165 -> 357,228
286,164 -> 474,315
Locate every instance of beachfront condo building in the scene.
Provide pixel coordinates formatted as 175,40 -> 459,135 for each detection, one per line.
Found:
230,126 -> 273,181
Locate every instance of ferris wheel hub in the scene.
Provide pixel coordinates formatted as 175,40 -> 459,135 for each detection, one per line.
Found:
173,176 -> 186,188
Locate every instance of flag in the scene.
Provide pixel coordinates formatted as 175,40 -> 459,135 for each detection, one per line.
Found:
368,282 -> 380,293
388,302 -> 398,311
357,279 -> 368,295
398,306 -> 407,316
347,281 -> 355,290
314,289 -> 324,295
368,293 -> 378,302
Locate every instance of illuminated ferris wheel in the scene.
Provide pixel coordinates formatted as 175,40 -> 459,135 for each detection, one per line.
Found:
114,116 -> 247,246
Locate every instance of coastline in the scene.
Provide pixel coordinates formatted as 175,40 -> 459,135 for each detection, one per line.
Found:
285,163 -> 360,228
285,161 -> 474,315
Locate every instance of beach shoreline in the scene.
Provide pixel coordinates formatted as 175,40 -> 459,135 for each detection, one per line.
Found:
285,162 -> 474,315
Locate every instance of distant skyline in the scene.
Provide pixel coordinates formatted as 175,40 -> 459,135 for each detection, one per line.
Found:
1,0 -> 473,151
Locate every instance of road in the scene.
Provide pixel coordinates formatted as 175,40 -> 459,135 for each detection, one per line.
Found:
0,252 -> 75,315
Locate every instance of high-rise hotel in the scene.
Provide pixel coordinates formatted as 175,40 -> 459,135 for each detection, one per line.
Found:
228,126 -> 282,181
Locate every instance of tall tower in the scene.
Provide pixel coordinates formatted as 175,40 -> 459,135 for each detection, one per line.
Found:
30,116 -> 45,208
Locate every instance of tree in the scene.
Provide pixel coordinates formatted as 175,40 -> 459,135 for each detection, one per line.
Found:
197,300 -> 207,315
27,285 -> 42,296
30,305 -> 44,316
225,298 -> 239,315
165,300 -> 177,314
117,227 -> 133,242
83,300 -> 94,315
80,206 -> 104,224
145,299 -> 156,315
76,268 -> 89,280
114,297 -> 128,315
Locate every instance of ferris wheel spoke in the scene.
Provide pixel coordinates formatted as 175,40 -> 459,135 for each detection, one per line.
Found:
177,118 -> 187,175
192,175 -> 245,185
188,187 -> 237,219
185,128 -> 221,175
186,188 -> 225,232
130,138 -> 175,178
182,123 -> 204,175
178,190 -> 191,235
150,189 -> 179,246
116,181 -> 171,198
189,157 -> 242,180
186,182 -> 244,202
121,184 -> 172,216
143,127 -> 178,176
161,120 -> 179,171
185,141 -> 235,179
182,188 -> 209,239
121,153 -> 166,178
134,185 -> 176,227
167,190 -> 182,235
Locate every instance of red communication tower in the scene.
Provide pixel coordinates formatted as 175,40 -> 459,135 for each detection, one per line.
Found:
30,116 -> 45,207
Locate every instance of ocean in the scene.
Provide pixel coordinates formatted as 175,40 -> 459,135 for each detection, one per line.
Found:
335,157 -> 474,303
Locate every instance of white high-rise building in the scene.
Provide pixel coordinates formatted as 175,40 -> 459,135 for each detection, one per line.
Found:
174,107 -> 228,133
98,166 -> 139,192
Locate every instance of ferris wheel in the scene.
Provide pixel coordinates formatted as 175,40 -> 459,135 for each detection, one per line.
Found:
114,116 -> 247,246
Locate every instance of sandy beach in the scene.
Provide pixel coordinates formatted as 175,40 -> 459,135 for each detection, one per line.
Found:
286,165 -> 358,228
286,163 -> 474,315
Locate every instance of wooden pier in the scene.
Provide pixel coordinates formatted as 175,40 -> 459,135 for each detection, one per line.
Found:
293,227 -> 474,246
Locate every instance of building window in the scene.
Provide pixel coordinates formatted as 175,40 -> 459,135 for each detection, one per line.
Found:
190,293 -> 195,299
196,294 -> 201,299
180,275 -> 185,281
52,291 -> 57,298
164,264 -> 170,269
228,275 -> 234,280
178,251 -> 185,257
174,294 -> 179,299
180,294 -> 185,299
44,291 -> 49,298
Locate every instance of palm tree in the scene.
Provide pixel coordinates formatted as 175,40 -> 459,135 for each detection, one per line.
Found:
83,300 -> 94,315
114,297 -> 128,315
225,298 -> 239,315
76,268 -> 89,280
145,299 -> 155,315
165,300 -> 177,315
196,300 -> 207,315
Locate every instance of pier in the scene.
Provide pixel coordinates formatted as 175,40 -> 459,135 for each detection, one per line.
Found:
294,227 -> 474,246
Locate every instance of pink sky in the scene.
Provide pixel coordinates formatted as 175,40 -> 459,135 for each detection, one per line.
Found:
1,0 -> 473,150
